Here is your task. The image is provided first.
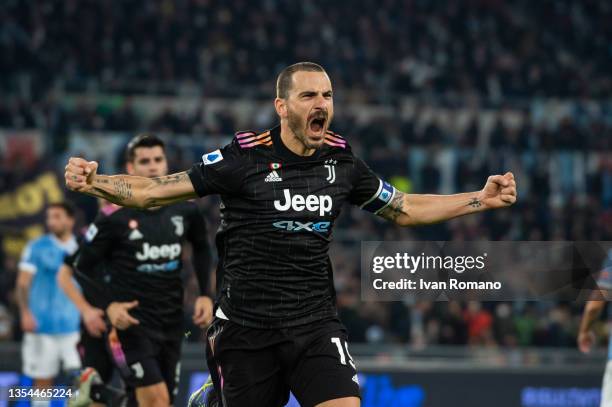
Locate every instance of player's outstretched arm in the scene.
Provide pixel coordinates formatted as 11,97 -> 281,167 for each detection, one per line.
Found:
379,172 -> 517,226
65,157 -> 197,208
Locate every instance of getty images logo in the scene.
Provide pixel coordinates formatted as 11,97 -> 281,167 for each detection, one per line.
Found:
274,189 -> 332,216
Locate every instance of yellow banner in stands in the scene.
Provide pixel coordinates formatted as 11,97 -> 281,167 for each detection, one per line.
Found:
0,171 -> 64,258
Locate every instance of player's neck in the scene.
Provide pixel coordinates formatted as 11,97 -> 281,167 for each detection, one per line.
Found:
53,231 -> 73,242
280,122 -> 316,157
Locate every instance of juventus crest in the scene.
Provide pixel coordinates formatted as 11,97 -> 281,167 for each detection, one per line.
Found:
171,216 -> 184,236
324,159 -> 336,184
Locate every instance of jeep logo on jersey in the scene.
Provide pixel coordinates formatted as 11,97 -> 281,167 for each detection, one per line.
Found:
273,189 -> 332,216
135,243 -> 182,261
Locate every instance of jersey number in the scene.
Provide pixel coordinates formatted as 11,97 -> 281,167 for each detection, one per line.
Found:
331,337 -> 355,369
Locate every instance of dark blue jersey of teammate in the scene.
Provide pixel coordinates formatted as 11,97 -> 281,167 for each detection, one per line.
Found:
73,202 -> 211,335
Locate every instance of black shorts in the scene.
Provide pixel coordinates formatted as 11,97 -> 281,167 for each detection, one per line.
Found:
107,326 -> 182,402
206,317 -> 360,407
78,325 -> 115,383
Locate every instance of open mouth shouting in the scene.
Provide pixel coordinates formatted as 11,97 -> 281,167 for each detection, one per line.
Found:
307,112 -> 328,138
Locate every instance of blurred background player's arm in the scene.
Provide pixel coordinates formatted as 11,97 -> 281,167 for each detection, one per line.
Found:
187,204 -> 214,327
65,157 -> 196,208
16,268 -> 36,332
578,255 -> 612,354
379,172 -> 517,226
16,243 -> 37,332
578,300 -> 606,353
57,263 -> 106,337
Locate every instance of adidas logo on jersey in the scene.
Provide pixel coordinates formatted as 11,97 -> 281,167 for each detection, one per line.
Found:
129,229 -> 143,240
265,170 -> 282,182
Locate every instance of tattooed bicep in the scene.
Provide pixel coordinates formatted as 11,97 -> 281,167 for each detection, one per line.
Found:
151,172 -> 191,186
148,171 -> 197,206
378,190 -> 407,223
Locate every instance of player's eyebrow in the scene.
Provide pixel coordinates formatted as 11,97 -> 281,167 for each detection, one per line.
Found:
138,156 -> 164,164
298,90 -> 317,97
298,90 -> 333,97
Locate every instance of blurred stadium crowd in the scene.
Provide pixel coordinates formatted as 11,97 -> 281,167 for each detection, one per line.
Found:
2,0 -> 611,98
0,0 -> 611,349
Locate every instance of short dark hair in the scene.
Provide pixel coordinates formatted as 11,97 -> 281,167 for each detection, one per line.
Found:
48,202 -> 75,218
276,62 -> 326,99
125,133 -> 165,162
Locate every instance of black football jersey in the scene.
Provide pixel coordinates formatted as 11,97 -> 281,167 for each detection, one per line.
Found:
74,201 -> 211,334
64,239 -> 110,310
187,125 -> 397,329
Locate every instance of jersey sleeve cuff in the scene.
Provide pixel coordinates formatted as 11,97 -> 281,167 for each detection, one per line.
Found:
19,262 -> 37,274
187,164 -> 207,197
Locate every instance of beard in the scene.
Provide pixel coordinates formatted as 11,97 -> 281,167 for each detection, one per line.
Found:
286,105 -> 330,150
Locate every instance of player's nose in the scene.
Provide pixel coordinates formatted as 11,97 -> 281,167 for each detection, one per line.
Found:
313,94 -> 328,108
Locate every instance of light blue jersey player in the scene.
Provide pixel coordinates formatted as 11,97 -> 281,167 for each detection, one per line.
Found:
578,248 -> 612,407
16,203 -> 81,396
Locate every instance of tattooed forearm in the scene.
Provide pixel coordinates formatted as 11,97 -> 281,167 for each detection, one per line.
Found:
84,172 -> 194,208
468,197 -> 482,208
113,178 -> 133,201
379,191 -> 407,222
90,188 -> 128,205
379,190 -> 489,227
88,175 -> 142,207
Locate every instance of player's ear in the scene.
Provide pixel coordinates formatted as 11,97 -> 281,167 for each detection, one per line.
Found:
274,97 -> 287,119
126,161 -> 135,175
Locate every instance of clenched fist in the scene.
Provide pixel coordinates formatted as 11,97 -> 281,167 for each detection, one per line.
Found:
477,172 -> 517,209
65,157 -> 98,193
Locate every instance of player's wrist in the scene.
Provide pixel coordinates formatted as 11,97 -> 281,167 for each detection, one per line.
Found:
577,328 -> 592,339
76,182 -> 96,196
471,191 -> 490,211
81,303 -> 97,315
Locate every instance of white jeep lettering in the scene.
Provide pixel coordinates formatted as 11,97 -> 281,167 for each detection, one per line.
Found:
274,189 -> 332,216
135,243 -> 182,261
306,195 -> 319,211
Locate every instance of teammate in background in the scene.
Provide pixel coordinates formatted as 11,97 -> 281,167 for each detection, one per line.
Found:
68,134 -> 213,407
578,248 -> 612,407
58,200 -> 130,407
65,62 -> 517,407
16,202 -> 81,406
